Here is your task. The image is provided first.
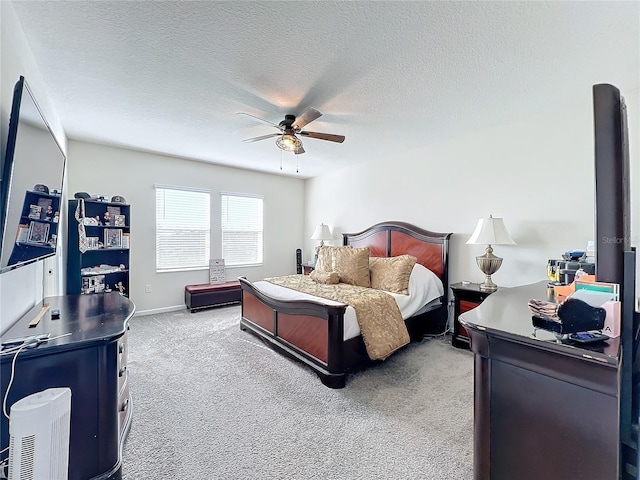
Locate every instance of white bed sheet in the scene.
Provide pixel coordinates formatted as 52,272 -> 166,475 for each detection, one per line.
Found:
252,263 -> 444,340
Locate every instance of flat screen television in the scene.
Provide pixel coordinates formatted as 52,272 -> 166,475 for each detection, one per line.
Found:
0,76 -> 66,273
593,83 -> 630,285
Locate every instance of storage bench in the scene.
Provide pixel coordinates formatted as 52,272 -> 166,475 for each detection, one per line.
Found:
185,281 -> 241,312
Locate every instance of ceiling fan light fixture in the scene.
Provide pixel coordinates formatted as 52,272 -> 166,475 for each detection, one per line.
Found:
276,133 -> 302,152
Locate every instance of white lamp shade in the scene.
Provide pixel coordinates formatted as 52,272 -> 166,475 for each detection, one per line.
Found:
310,223 -> 333,241
466,216 -> 516,245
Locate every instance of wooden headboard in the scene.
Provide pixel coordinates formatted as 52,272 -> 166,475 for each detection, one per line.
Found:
343,221 -> 452,289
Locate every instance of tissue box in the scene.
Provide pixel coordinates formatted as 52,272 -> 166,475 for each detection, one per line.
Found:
601,301 -> 621,338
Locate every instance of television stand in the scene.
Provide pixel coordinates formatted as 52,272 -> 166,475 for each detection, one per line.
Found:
0,293 -> 135,480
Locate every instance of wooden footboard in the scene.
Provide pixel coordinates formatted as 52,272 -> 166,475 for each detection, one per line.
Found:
239,277 -> 351,388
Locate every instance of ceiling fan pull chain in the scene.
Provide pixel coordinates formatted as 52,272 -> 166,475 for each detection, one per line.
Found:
296,153 -> 299,173
280,149 -> 283,171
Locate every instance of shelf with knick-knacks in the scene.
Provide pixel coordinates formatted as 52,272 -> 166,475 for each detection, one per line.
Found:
67,197 -> 131,296
7,189 -> 62,266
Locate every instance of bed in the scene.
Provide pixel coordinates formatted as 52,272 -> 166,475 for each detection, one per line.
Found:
239,221 -> 451,388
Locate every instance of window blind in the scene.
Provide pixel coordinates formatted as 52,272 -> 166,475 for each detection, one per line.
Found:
156,186 -> 210,272
221,194 -> 263,266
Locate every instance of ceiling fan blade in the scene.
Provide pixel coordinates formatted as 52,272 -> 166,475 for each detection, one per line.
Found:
292,107 -> 322,130
298,131 -> 345,143
236,112 -> 280,129
242,133 -> 281,143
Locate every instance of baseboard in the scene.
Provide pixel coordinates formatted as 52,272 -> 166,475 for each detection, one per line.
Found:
134,305 -> 187,317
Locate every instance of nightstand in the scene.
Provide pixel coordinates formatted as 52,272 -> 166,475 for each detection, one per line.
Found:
302,262 -> 315,275
450,282 -> 495,348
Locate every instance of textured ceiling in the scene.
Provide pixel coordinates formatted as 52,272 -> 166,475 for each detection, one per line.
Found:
10,1 -> 640,179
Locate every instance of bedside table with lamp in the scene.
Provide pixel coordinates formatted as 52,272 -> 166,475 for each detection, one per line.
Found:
453,215 -> 516,348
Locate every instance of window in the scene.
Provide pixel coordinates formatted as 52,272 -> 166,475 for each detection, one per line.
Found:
221,194 -> 263,266
156,186 -> 210,272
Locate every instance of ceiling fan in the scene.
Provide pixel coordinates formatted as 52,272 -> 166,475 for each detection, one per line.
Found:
237,107 -> 345,155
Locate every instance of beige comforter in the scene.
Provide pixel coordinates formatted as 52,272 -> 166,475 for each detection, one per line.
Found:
264,275 -> 410,361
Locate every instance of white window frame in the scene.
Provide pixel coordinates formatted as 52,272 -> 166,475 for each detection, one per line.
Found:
155,185 -> 210,272
221,193 -> 263,267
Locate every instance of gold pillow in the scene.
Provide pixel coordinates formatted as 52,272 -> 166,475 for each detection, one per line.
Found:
333,246 -> 371,287
315,245 -> 370,287
315,246 -> 351,273
369,255 -> 417,294
310,270 -> 340,285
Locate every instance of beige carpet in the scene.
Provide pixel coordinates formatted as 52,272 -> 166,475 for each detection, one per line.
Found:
121,305 -> 474,479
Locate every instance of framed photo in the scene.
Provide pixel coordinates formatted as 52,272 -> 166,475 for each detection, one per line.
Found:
28,204 -> 42,220
107,206 -> 121,217
104,229 -> 122,248
15,224 -> 29,243
209,258 -> 226,284
87,237 -> 99,250
114,214 -> 126,227
122,233 -> 130,249
27,221 -> 49,245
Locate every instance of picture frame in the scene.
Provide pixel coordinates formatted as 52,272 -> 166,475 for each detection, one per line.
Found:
27,221 -> 49,245
15,224 -> 29,244
104,229 -> 122,248
87,237 -> 99,250
209,258 -> 226,284
107,206 -> 121,217
28,204 -> 42,220
114,214 -> 126,227
121,233 -> 130,249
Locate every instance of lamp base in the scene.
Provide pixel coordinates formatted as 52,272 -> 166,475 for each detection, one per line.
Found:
476,245 -> 503,292
479,275 -> 498,292
314,240 -> 325,264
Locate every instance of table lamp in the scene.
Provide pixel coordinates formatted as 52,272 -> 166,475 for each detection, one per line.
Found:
466,215 -> 516,291
311,223 -> 333,261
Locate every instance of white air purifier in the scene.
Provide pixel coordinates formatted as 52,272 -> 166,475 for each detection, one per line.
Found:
7,387 -> 71,480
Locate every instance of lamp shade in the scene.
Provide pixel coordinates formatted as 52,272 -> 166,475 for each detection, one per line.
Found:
310,223 -> 333,241
276,133 -> 303,152
466,216 -> 516,246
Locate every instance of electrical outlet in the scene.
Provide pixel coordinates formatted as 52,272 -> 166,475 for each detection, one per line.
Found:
145,284 -> 152,293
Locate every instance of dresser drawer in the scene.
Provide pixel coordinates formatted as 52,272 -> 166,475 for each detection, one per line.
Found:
118,382 -> 130,435
118,330 -> 128,368
117,329 -> 128,391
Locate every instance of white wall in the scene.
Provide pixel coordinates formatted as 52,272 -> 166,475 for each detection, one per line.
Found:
66,140 -> 305,314
305,89 -> 640,299
0,2 -> 68,334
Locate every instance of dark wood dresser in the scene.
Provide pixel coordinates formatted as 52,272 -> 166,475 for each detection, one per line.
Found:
459,281 -> 621,480
0,293 -> 135,480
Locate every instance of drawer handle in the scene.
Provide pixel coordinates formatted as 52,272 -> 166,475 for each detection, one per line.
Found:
119,366 -> 127,377
120,398 -> 129,412
119,343 -> 125,354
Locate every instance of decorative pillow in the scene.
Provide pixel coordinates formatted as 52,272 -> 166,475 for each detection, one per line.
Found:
332,246 -> 371,287
315,246 -> 351,273
310,270 -> 340,285
369,254 -> 417,294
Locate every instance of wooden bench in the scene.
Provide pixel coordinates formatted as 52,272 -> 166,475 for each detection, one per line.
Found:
184,281 -> 241,312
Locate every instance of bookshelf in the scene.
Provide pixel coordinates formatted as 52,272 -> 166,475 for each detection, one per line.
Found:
66,198 -> 130,297
6,189 -> 61,266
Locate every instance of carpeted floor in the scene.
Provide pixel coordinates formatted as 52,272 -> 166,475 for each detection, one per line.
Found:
121,305 -> 474,479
